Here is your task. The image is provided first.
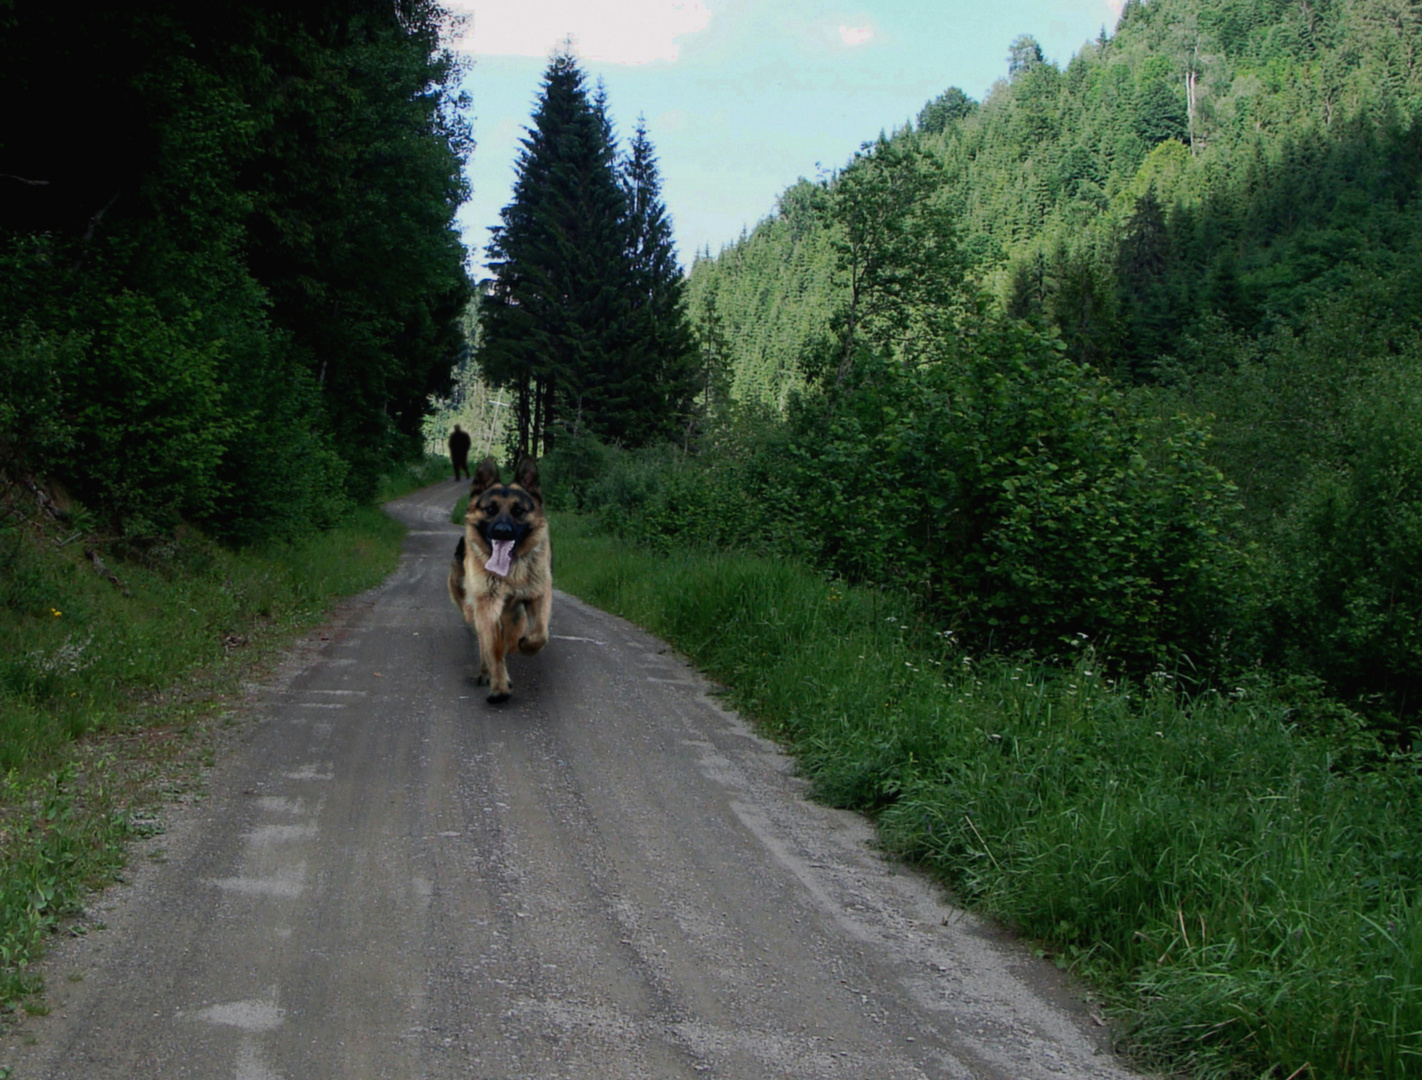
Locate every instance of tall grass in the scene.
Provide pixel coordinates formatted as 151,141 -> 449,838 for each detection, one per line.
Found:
0,508 -> 404,771
553,512 -> 1422,1079
375,452 -> 452,503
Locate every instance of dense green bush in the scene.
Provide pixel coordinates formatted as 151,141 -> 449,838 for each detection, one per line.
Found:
69,292 -> 230,536
536,432 -> 623,512
1141,289 -> 1422,735
788,322 -> 1245,665
0,317 -> 83,484
574,317 -> 1245,669
1265,364 -> 1422,737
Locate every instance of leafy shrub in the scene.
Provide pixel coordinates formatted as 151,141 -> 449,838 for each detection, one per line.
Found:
786,319 -> 1246,666
62,291 -> 230,537
0,318 -> 82,482
576,413 -> 804,557
207,323 -> 351,545
537,431 -> 621,511
1266,363 -> 1422,738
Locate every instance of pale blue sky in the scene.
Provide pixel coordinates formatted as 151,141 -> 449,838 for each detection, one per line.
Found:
448,1 -> 1124,278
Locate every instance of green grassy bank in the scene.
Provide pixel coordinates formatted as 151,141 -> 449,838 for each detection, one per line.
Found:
552,512 -> 1422,1080
0,458 -> 447,1007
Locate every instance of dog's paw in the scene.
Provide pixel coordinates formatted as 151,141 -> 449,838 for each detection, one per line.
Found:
517,635 -> 546,656
486,689 -> 511,704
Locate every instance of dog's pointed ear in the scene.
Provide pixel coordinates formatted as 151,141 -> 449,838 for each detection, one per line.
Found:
471,457 -> 500,495
514,456 -> 541,500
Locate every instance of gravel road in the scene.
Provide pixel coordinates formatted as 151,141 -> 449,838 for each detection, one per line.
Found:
2,481 -> 1142,1079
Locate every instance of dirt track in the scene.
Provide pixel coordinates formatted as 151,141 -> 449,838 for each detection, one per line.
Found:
1,481 -> 1142,1079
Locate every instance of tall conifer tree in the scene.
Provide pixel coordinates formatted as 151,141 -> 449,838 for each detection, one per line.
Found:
615,116 -> 698,446
481,59 -> 697,454
480,49 -> 629,457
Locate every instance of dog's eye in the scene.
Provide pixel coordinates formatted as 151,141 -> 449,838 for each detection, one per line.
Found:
512,504 -> 525,517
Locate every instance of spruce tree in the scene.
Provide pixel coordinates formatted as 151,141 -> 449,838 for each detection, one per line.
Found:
480,49 -> 629,457
616,116 -> 698,447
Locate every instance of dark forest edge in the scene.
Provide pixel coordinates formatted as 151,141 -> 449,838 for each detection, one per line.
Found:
1,0 -> 472,541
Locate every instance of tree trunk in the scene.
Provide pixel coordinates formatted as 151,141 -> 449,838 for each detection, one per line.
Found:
517,377 -> 532,459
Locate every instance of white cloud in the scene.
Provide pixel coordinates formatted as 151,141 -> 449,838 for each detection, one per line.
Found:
656,107 -> 690,132
838,24 -> 873,47
450,0 -> 712,65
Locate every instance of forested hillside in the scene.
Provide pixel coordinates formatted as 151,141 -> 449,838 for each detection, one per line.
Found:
1,0 -> 472,542
690,0 -> 1422,402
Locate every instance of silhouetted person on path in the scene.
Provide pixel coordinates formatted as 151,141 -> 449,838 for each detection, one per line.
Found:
448,424 -> 472,481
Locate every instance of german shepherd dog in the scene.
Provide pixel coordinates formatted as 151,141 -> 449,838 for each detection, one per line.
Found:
448,457 -> 552,703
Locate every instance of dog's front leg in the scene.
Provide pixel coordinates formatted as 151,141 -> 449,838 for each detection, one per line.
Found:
474,593 -> 511,702
518,591 -> 551,655
501,600 -> 529,661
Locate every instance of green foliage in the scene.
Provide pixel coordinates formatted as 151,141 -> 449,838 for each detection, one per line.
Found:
794,321 -> 1243,666
1007,34 -> 1045,79
0,0 -> 471,540
916,87 -> 976,135
69,293 -> 230,536
589,446 -> 767,555
821,134 -> 964,380
0,318 -> 82,483
480,49 -> 626,457
565,315 -> 1243,669
537,431 -> 622,512
1265,363 -> 1422,737
212,334 -> 353,545
374,454 -> 455,504
1140,287 -> 1422,732
554,513 -> 1422,1080
0,768 -> 132,1003
619,117 -> 700,446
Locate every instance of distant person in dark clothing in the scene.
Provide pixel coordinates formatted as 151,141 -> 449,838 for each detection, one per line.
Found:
448,424 -> 472,481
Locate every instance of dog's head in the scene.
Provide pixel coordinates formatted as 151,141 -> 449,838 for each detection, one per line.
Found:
465,457 -> 544,552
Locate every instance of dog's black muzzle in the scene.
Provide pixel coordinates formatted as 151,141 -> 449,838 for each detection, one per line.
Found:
484,516 -> 528,545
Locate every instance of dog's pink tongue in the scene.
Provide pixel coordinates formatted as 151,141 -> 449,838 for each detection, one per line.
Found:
485,540 -> 515,577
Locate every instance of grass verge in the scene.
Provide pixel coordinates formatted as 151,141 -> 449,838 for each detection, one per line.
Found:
552,511 -> 1422,1080
0,458 -> 444,1008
